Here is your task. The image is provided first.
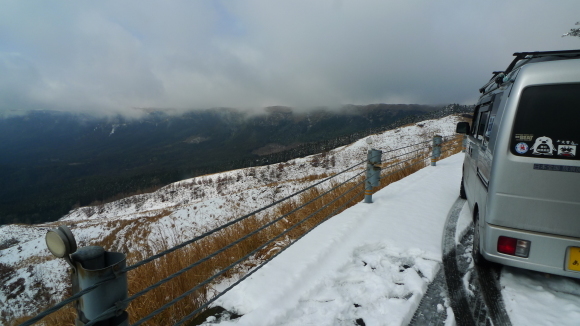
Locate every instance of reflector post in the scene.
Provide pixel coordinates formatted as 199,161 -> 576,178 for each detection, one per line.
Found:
45,225 -> 77,268
46,230 -> 68,258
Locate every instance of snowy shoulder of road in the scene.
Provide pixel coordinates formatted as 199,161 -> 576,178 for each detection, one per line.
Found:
211,154 -> 464,326
501,266 -> 580,325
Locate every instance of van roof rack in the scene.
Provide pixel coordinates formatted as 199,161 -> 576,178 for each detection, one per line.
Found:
479,49 -> 580,94
505,49 -> 580,75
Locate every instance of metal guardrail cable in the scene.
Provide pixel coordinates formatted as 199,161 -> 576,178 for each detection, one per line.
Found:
370,143 -> 431,164
107,170 -> 365,312
20,157 -> 368,326
82,306 -> 118,326
121,157 -> 368,274
380,139 -> 431,153
19,275 -> 117,326
21,139 -> 448,326
391,157 -> 429,174
131,178 -> 367,326
173,184 -> 367,326
385,147 -> 428,161
382,155 -> 422,172
441,144 -> 461,151
442,137 -> 460,143
440,139 -> 462,150
381,152 -> 429,173
382,156 -> 430,179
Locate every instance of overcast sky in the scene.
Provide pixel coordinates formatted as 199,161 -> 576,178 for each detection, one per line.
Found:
1,1 -> 579,116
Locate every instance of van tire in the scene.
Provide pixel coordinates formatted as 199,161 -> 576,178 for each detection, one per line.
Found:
460,176 -> 467,199
473,213 -> 487,266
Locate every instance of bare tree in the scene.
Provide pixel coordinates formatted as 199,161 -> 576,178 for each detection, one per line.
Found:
562,21 -> 580,37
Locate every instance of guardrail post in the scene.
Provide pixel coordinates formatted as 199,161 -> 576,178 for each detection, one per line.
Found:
365,148 -> 382,203
431,135 -> 442,166
72,247 -> 129,326
45,226 -> 129,326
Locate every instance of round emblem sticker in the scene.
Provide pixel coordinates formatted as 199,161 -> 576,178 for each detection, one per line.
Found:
515,142 -> 529,154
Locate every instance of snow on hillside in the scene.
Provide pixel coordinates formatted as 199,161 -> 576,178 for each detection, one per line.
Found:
0,115 -> 459,322
2,113 -> 580,325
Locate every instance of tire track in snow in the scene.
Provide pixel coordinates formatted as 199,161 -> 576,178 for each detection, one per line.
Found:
408,268 -> 448,325
474,248 -> 512,325
441,197 -> 511,326
442,198 -> 476,325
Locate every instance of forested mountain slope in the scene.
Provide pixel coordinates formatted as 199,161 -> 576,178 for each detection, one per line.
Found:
0,104 -> 471,225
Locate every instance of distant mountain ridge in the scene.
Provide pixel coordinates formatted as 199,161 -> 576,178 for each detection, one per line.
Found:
0,104 -> 471,225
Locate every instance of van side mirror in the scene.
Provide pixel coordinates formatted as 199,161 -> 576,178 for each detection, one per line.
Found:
456,122 -> 470,134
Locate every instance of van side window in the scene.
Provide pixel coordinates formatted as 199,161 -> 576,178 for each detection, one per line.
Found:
471,106 -> 481,137
485,92 -> 503,143
473,104 -> 491,141
510,84 -> 580,160
485,115 -> 495,140
477,111 -> 489,140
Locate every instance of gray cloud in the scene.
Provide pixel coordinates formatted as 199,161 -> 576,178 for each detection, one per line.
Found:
1,0 -> 579,116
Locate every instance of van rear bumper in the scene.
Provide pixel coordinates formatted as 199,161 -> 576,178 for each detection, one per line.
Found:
482,223 -> 580,279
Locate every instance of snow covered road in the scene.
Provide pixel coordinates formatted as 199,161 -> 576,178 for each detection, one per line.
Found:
210,154 -> 464,325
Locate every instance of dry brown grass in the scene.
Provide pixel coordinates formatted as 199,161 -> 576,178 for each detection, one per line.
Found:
287,172 -> 332,184
99,210 -> 172,256
16,137 -> 463,326
5,288 -> 77,326
440,135 -> 465,160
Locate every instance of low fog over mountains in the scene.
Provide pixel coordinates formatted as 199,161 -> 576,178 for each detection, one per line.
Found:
0,104 -> 471,225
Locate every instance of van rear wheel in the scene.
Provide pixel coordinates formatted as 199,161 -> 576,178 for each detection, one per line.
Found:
473,213 -> 487,266
460,176 -> 467,199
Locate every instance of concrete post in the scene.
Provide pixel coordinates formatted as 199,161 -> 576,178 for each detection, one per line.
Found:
365,149 -> 382,203
431,135 -> 443,166
71,246 -> 129,326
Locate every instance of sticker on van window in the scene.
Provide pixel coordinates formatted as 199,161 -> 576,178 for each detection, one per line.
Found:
515,142 -> 529,154
530,136 -> 556,156
558,145 -> 576,157
557,140 -> 578,145
515,134 -> 534,141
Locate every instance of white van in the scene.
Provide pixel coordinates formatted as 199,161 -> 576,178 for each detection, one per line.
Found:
456,50 -> 580,278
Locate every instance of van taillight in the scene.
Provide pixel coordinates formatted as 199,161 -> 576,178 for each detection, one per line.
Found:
497,236 -> 530,258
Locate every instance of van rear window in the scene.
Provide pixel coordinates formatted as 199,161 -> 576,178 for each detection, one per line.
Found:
511,84 -> 580,160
